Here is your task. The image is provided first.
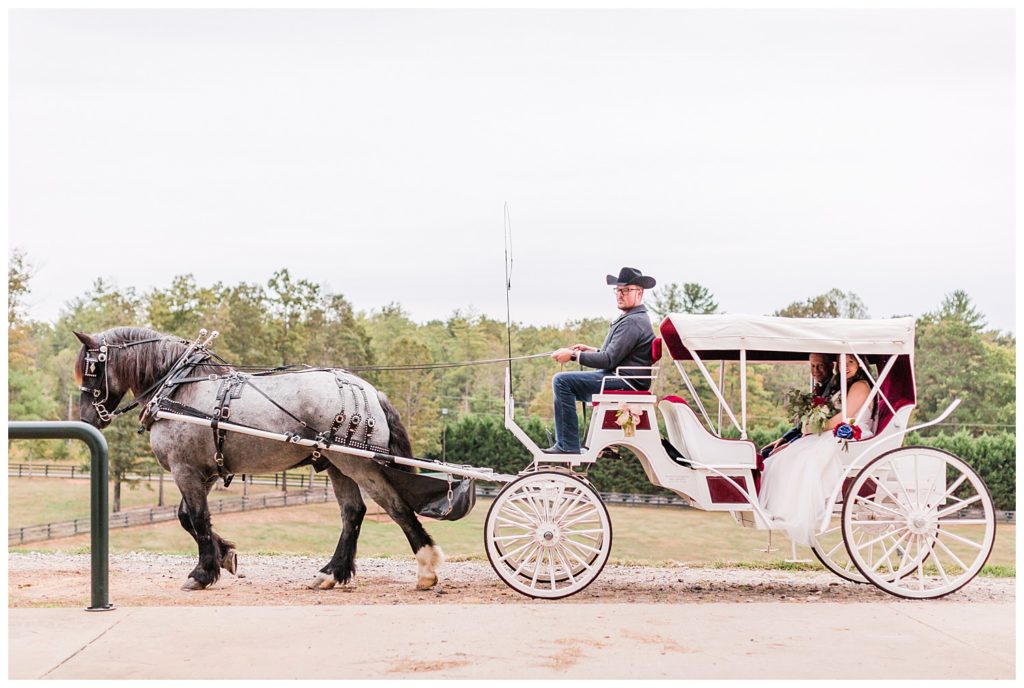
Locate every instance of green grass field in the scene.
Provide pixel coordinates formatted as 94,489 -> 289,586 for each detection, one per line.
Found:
9,479 -> 1015,574
8,477 -> 284,526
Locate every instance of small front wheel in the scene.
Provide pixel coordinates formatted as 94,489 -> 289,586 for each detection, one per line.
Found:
484,471 -> 611,599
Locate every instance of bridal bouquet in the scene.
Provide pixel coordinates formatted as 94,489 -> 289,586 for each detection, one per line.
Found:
784,390 -> 837,435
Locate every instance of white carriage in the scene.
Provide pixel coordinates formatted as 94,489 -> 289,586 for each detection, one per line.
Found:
486,313 -> 997,600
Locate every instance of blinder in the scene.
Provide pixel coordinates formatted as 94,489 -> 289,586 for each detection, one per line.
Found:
79,340 -> 115,422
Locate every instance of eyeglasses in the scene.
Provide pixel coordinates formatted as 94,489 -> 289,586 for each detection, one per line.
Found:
613,287 -> 640,295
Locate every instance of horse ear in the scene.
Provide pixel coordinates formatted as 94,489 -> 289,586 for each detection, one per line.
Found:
73,331 -> 98,348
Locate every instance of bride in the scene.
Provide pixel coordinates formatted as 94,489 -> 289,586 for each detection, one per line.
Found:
759,354 -> 876,547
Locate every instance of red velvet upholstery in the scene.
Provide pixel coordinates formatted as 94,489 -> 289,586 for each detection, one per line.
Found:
659,316 -> 689,360
601,410 -> 652,430
662,395 -> 688,405
707,476 -> 750,503
871,354 -> 916,434
651,337 -> 663,362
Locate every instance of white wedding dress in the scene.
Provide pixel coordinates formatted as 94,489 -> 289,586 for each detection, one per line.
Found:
758,391 -> 874,547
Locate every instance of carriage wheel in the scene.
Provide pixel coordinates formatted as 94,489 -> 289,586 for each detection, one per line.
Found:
484,471 -> 612,599
811,518 -> 868,584
842,447 -> 996,599
491,522 -> 603,583
812,484 -> 918,584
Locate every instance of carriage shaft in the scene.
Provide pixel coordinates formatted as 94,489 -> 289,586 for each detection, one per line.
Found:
152,410 -> 516,483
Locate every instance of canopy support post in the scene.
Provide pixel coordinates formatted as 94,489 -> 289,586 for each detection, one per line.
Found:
840,353 -> 848,419
739,349 -> 747,439
717,361 -> 724,435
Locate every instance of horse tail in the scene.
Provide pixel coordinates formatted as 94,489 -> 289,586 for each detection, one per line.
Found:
378,392 -> 414,461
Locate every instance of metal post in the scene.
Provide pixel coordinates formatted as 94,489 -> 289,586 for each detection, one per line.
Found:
8,421 -> 113,611
441,408 -> 448,461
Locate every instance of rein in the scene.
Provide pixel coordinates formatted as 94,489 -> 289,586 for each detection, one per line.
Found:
187,350 -> 555,376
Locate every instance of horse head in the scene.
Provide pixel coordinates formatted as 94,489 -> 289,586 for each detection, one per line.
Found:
73,327 -> 187,428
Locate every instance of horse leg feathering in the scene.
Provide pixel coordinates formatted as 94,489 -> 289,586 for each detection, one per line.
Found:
310,466 -> 366,590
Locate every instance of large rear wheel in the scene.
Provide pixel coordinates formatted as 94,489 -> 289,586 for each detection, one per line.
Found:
842,447 -> 996,599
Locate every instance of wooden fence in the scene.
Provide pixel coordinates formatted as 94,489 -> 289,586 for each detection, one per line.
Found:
9,488 -> 335,546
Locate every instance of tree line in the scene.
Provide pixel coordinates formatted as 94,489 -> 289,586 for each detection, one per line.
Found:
8,251 -> 1016,510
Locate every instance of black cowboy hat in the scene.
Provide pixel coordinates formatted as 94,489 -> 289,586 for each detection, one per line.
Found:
606,267 -> 656,289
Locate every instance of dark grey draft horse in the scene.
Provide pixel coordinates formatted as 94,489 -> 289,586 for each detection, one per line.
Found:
73,327 -> 444,591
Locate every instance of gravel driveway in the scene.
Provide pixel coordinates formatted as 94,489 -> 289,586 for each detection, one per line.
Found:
8,552 -> 1014,607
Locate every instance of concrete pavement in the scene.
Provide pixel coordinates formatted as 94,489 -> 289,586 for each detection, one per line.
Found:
9,602 -> 1014,679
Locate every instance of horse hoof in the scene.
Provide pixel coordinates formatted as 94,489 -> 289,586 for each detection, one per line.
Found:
181,578 -> 206,591
223,551 -> 237,575
416,575 -> 438,590
309,572 -> 336,590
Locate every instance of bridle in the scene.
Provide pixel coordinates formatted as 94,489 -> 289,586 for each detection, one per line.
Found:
79,335 -> 184,423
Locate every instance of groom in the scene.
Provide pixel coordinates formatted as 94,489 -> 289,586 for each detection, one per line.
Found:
761,353 -> 838,458
545,267 -> 657,455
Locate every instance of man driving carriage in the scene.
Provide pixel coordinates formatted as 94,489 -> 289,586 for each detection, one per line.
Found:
545,267 -> 656,454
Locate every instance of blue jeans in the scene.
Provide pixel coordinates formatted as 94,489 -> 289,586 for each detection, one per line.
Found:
551,371 -> 642,453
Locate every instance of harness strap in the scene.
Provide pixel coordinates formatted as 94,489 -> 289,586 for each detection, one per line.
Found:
210,373 -> 244,488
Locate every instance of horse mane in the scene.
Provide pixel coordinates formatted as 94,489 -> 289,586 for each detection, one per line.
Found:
83,326 -> 231,401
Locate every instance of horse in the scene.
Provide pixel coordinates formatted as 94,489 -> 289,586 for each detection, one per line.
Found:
72,326 -> 445,591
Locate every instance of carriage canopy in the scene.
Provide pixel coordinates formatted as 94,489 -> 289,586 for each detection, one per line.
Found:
659,314 -> 916,361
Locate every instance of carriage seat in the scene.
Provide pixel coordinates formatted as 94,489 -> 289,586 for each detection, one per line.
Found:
658,396 -> 758,469
590,337 -> 663,406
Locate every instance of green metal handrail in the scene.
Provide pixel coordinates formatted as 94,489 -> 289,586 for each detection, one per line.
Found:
8,421 -> 114,611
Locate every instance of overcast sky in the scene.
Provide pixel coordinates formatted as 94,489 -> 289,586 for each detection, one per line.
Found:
9,9 -> 1015,334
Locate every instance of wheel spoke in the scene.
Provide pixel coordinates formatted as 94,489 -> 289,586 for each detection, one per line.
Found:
566,539 -> 603,555
529,549 -> 543,589
496,514 -> 534,529
934,494 -> 982,519
849,519 -> 905,526
823,538 -> 846,558
931,543 -> 952,585
857,523 -> 908,551
564,527 -> 606,536
554,491 -> 585,523
561,510 -> 601,529
870,474 -> 911,513
928,472 -> 968,510
884,456 -> 915,511
933,537 -> 969,572
493,532 -> 534,543
912,455 -> 921,510
852,495 -> 904,518
498,539 -> 536,564
865,530 -> 909,573
935,527 -> 985,550
503,499 -> 538,524
915,537 -> 926,590
562,544 -> 593,572
554,547 -> 577,585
